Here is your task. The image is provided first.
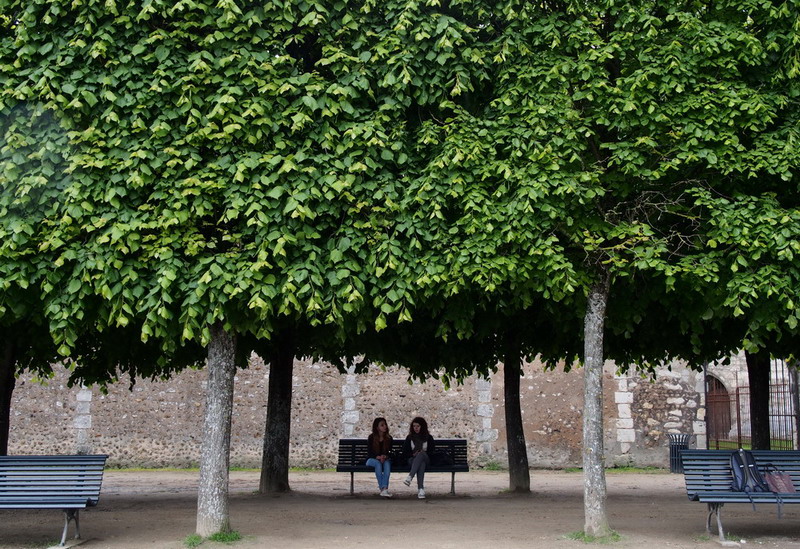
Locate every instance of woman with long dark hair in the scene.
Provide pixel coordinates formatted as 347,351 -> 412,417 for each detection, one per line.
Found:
402,416 -> 435,499
366,417 -> 393,497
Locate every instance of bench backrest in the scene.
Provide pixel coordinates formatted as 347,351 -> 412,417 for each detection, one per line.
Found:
337,438 -> 468,467
0,454 -> 108,509
682,450 -> 800,497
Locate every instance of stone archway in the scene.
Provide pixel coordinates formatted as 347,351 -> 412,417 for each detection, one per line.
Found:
706,375 -> 732,446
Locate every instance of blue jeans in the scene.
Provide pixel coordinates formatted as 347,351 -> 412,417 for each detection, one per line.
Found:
366,458 -> 391,489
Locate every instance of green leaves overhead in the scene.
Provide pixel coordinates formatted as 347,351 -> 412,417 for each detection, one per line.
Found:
1,0 -> 799,377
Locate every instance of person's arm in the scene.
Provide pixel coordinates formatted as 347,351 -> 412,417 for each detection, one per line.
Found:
384,435 -> 393,460
366,435 -> 378,459
402,436 -> 412,459
427,435 -> 435,455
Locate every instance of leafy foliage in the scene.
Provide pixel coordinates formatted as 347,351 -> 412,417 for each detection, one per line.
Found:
1,0 -> 799,382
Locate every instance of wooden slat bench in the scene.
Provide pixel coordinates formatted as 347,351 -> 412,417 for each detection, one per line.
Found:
681,449 -> 800,541
336,438 -> 469,495
0,454 -> 108,546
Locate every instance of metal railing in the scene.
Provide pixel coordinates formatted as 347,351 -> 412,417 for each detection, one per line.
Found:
706,359 -> 798,450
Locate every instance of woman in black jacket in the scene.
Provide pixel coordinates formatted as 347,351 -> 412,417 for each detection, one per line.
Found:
366,417 -> 394,498
402,416 -> 434,499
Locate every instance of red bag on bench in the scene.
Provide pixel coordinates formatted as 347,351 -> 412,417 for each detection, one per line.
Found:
764,464 -> 796,494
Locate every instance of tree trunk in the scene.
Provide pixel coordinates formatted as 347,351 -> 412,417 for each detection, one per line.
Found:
745,349 -> 771,450
196,324 -> 237,537
0,340 -> 17,456
504,330 -> 530,493
583,271 -> 612,538
259,331 -> 295,494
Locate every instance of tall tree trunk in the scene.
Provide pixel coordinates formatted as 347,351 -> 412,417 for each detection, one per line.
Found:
0,340 -> 17,456
196,324 -> 237,537
259,330 -> 295,493
745,349 -> 771,450
583,271 -> 612,538
504,329 -> 530,493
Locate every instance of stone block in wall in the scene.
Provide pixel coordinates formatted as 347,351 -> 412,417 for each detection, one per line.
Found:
475,429 -> 498,443
341,411 -> 359,425
476,404 -> 493,418
617,429 -> 636,443
73,416 -> 92,429
616,418 -> 633,429
76,401 -> 91,415
341,384 -> 360,398
614,392 -> 633,404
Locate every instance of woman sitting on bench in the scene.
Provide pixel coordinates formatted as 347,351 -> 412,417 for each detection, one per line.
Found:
366,417 -> 394,498
402,416 -> 435,499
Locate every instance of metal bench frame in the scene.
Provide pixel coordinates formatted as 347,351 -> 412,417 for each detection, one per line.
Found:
336,438 -> 469,495
681,449 -> 800,541
0,454 -> 108,546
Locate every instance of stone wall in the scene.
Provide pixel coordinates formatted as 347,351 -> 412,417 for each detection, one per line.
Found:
9,356 -> 710,469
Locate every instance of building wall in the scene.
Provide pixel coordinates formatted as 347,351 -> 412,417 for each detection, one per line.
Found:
9,355 -> 709,469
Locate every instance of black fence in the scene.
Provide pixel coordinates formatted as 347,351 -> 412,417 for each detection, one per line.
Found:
706,359 -> 798,451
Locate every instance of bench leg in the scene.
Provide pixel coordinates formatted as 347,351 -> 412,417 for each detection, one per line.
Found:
450,472 -> 456,495
60,509 -> 80,546
350,472 -> 354,496
706,503 -> 725,542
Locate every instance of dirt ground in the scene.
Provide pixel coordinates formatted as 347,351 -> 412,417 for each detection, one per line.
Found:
1,469 -> 799,549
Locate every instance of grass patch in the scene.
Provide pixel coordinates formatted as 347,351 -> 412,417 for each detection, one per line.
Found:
18,541 -> 59,549
561,466 -> 665,474
183,530 -> 242,547
606,466 -> 665,474
709,438 -> 794,451
111,466 -> 333,473
184,534 -> 203,548
566,530 -> 623,544
479,460 -> 506,471
208,531 -> 242,543
111,466 -> 200,472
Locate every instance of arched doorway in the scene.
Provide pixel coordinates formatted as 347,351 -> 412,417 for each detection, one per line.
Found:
706,376 -> 732,447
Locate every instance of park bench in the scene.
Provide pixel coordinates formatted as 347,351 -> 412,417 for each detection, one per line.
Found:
0,454 -> 108,546
681,449 -> 800,541
336,438 -> 469,495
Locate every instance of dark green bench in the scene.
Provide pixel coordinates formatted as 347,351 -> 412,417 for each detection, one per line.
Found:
336,438 -> 469,495
681,449 -> 800,541
0,454 -> 108,546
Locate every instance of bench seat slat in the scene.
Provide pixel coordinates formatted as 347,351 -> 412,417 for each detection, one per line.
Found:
0,499 -> 99,508
0,488 -> 102,493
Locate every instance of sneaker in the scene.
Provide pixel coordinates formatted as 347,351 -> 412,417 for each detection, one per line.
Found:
380,489 -> 393,498
403,475 -> 412,487
417,488 -> 426,499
